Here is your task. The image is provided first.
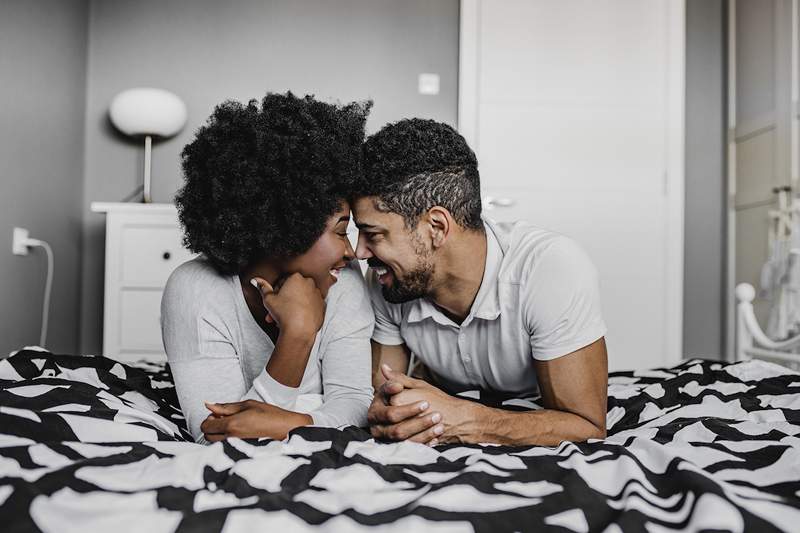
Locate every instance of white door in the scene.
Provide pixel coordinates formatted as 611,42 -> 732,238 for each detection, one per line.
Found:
728,0 -> 795,352
459,0 -> 685,371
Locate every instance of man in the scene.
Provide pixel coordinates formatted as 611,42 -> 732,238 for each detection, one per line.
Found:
352,119 -> 608,447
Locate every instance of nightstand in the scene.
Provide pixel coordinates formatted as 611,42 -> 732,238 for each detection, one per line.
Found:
91,202 -> 195,363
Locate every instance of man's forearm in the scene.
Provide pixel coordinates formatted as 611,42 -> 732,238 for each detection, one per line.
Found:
461,403 -> 606,446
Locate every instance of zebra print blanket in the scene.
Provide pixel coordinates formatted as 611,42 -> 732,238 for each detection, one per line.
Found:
1,348 -> 799,532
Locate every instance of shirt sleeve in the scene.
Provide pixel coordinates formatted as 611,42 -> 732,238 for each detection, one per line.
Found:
307,264 -> 375,427
161,267 -> 298,442
522,237 -> 607,361
365,267 -> 404,346
161,314 -> 249,442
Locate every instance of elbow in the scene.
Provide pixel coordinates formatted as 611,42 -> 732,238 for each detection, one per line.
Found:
589,421 -> 607,440
313,393 -> 372,429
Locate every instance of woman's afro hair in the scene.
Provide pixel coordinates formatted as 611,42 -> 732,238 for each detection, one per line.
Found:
176,92 -> 371,274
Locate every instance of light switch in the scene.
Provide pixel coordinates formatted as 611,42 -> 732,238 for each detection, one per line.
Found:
418,73 -> 440,95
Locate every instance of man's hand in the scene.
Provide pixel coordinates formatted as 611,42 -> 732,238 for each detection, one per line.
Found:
367,364 -> 444,444
368,339 -> 609,447
382,366 -> 482,445
201,400 -> 312,442
252,273 -> 325,338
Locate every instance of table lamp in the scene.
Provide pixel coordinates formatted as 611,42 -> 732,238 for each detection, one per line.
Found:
109,88 -> 187,203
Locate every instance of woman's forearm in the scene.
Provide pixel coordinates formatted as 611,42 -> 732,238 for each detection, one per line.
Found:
265,329 -> 316,387
268,408 -> 314,439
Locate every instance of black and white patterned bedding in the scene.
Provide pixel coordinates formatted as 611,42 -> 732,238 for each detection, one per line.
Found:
1,348 -> 800,532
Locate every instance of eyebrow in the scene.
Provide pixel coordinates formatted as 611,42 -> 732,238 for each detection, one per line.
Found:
355,222 -> 383,230
336,216 -> 350,223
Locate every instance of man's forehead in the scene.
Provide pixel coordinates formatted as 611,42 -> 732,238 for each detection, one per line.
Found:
352,197 -> 395,227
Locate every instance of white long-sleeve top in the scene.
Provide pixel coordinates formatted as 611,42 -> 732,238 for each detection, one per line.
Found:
160,258 -> 374,443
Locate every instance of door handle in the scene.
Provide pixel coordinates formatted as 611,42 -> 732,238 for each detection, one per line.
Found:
483,196 -> 516,209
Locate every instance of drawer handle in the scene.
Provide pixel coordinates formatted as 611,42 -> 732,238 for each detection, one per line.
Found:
162,251 -> 171,260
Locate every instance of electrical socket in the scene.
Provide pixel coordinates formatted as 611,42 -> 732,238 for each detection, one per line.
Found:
12,227 -> 30,255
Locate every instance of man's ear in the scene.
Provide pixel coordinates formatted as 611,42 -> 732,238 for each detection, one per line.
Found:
426,207 -> 453,249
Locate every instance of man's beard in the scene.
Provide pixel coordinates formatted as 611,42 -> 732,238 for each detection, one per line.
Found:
373,235 -> 434,304
382,259 -> 434,303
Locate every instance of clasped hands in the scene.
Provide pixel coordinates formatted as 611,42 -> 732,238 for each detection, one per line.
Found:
367,364 -> 481,446
201,364 -> 481,444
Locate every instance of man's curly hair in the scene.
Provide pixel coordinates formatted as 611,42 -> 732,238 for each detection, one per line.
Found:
356,118 -> 483,231
176,92 -> 371,274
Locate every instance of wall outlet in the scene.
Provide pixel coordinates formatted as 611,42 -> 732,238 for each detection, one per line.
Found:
12,227 -> 30,255
418,73 -> 440,95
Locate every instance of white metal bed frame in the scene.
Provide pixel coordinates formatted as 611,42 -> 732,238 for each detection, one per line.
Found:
736,282 -> 800,371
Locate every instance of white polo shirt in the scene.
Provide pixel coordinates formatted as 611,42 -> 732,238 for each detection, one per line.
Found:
368,217 -> 607,395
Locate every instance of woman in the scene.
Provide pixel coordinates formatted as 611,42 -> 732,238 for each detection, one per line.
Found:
161,92 -> 374,443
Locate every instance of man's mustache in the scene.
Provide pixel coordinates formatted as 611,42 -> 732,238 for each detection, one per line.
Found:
367,259 -> 388,269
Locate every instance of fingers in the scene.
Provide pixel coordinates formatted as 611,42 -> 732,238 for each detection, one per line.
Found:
381,364 -> 422,389
388,390 -> 421,407
205,401 -> 247,416
204,432 -> 226,442
379,380 -> 404,400
380,363 -> 395,382
200,414 -> 227,435
250,277 -> 274,296
368,400 -> 429,425
370,411 -> 442,441
406,421 -> 446,444
250,278 -> 276,323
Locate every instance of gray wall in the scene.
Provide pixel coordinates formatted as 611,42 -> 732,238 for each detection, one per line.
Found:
683,0 -> 727,359
0,0 -> 88,356
79,0 -> 460,353
1,0 -> 725,359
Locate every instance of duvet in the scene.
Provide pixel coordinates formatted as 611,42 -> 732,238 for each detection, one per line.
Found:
1,348 -> 799,532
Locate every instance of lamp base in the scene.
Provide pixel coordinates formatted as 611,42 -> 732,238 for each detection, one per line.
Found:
143,135 -> 152,203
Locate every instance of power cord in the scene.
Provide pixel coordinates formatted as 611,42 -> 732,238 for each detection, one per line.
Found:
25,239 -> 54,348
13,231 -> 54,348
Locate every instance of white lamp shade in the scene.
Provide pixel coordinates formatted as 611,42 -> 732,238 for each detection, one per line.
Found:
109,88 -> 187,137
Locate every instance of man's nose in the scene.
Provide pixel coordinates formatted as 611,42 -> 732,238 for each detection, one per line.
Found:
355,234 -> 372,260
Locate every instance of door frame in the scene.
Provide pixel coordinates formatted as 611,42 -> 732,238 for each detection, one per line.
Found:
457,0 -> 686,367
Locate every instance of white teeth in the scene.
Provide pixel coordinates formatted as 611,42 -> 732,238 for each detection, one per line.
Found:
373,267 -> 388,276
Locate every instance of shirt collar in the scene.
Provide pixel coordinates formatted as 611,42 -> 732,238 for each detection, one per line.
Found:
468,217 -> 503,321
405,216 -> 504,325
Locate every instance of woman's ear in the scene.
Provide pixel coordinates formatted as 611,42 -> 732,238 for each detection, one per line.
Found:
426,207 -> 452,249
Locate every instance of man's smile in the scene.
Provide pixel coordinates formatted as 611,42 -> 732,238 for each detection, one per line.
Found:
368,260 -> 395,285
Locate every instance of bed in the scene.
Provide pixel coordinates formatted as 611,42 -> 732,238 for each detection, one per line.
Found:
1,347 -> 799,532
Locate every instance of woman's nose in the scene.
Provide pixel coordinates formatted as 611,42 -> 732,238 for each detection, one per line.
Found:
344,237 -> 356,260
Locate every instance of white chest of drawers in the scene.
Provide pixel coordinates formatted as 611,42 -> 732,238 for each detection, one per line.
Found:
91,202 -> 195,363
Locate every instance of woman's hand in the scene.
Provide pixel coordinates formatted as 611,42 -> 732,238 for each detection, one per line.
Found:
201,400 -> 312,442
252,273 -> 325,339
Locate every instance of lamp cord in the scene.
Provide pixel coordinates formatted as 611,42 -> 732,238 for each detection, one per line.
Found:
26,239 -> 54,348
